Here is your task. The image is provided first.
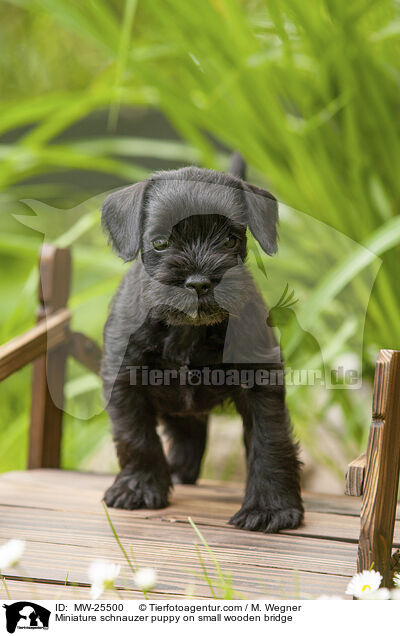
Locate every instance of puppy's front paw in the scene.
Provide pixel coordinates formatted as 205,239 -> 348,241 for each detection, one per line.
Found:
104,472 -> 170,510
229,506 -> 303,533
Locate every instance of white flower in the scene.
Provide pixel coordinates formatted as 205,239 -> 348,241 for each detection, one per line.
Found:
88,561 -> 120,599
390,588 -> 400,599
358,587 -> 390,600
346,570 -> 382,598
134,568 -> 157,591
393,573 -> 400,588
0,540 -> 26,569
317,595 -> 345,600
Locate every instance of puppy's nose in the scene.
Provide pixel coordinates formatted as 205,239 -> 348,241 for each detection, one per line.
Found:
185,275 -> 212,297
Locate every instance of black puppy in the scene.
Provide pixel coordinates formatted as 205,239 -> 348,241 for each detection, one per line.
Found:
101,156 -> 303,533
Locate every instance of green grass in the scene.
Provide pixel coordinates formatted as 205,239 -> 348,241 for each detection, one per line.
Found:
1,0 -> 400,476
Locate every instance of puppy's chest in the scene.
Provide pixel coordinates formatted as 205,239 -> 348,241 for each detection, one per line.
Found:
158,324 -> 226,367
139,326 -> 231,414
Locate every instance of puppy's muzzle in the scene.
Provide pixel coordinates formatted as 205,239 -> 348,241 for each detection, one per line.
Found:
185,274 -> 212,297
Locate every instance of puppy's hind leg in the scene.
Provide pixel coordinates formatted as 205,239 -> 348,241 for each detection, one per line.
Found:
163,414 -> 208,484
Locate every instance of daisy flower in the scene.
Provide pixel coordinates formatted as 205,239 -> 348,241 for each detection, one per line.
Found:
317,595 -> 345,600
358,588 -> 390,600
0,540 -> 26,570
134,568 -> 157,591
393,573 -> 400,588
346,570 -> 382,598
88,561 -> 120,599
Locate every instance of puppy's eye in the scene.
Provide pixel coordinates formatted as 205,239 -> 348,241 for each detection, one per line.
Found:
224,235 -> 238,249
152,238 -> 170,251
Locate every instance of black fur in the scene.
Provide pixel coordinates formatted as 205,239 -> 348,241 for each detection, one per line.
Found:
101,160 -> 303,533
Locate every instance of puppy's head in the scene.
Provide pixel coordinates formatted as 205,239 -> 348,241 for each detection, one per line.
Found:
102,167 -> 278,326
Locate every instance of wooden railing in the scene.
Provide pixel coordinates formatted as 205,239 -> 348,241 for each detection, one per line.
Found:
345,349 -> 400,586
0,244 -> 101,469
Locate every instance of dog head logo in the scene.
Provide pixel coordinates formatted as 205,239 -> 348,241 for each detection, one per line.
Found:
3,602 -> 50,633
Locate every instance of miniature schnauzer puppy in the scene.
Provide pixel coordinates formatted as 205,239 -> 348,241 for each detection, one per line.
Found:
101,155 -> 303,533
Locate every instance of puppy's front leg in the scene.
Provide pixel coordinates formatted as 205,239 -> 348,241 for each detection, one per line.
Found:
231,387 -> 303,532
104,381 -> 171,510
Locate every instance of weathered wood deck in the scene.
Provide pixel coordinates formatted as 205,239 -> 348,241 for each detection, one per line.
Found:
1,469 -> 399,600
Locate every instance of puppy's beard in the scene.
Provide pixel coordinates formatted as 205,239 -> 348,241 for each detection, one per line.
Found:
145,285 -> 228,326
141,263 -> 250,326
164,306 -> 228,326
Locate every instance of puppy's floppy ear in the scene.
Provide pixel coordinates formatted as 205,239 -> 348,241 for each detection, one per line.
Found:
101,181 -> 149,261
242,183 -> 278,255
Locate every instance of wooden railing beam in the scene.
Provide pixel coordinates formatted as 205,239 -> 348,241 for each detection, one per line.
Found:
0,309 -> 71,382
345,452 -> 367,496
68,331 -> 102,375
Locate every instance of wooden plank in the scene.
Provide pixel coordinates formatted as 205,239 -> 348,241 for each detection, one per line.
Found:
0,504 -> 359,572
0,578 -> 198,600
3,469 -> 398,518
358,349 -> 400,585
1,471 -> 398,548
0,535 -> 354,599
345,452 -> 366,496
28,246 -> 71,469
68,331 -> 102,375
0,470 -> 244,503
0,469 -> 374,514
0,470 -> 369,515
151,510 -> 400,546
0,491 -> 373,544
0,309 -> 71,381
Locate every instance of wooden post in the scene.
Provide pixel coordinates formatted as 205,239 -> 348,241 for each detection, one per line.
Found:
357,349 -> 400,585
345,451 -> 366,496
28,245 -> 71,469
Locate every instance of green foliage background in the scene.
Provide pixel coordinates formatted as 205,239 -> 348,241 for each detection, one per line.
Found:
1,0 -> 399,479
